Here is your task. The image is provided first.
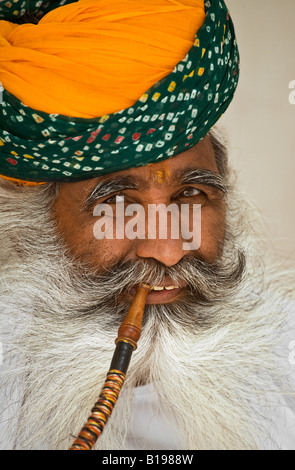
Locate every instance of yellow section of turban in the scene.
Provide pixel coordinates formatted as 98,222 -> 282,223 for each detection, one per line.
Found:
0,0 -> 205,119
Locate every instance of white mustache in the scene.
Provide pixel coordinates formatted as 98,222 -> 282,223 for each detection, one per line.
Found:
66,248 -> 246,310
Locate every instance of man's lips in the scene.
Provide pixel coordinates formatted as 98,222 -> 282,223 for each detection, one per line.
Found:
128,281 -> 186,304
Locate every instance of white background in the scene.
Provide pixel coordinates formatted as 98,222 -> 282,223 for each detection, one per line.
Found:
219,0 -> 295,261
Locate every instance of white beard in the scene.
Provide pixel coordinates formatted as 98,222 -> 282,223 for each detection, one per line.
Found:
0,177 -> 294,450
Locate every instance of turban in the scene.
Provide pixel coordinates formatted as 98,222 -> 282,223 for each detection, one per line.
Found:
0,0 -> 239,185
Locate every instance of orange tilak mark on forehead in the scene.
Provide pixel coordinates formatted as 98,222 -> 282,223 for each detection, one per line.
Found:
148,161 -> 172,185
155,170 -> 165,184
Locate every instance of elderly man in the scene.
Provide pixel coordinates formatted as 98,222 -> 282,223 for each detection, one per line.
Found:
0,0 -> 294,451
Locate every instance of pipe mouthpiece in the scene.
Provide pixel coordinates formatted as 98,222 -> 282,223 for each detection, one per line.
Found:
115,283 -> 151,350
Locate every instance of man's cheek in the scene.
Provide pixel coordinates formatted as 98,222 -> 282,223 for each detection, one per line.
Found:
83,234 -> 132,270
198,209 -> 226,262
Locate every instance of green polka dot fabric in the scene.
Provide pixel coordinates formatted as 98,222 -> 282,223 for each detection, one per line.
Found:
0,0 -> 76,22
0,0 -> 240,183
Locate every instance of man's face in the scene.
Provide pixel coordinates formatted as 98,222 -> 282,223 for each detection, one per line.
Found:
54,135 -> 226,304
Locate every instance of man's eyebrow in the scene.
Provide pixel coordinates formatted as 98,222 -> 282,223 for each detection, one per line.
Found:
177,168 -> 227,194
83,167 -> 227,211
82,175 -> 145,211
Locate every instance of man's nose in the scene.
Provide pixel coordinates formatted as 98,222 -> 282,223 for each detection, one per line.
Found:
135,237 -> 190,267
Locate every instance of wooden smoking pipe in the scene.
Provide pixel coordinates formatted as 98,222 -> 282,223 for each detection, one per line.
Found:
69,283 -> 151,450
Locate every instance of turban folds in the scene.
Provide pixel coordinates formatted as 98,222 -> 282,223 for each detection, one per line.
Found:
0,0 -> 240,184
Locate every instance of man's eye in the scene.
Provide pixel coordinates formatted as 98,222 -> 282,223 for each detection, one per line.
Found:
181,187 -> 202,197
104,194 -> 125,204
